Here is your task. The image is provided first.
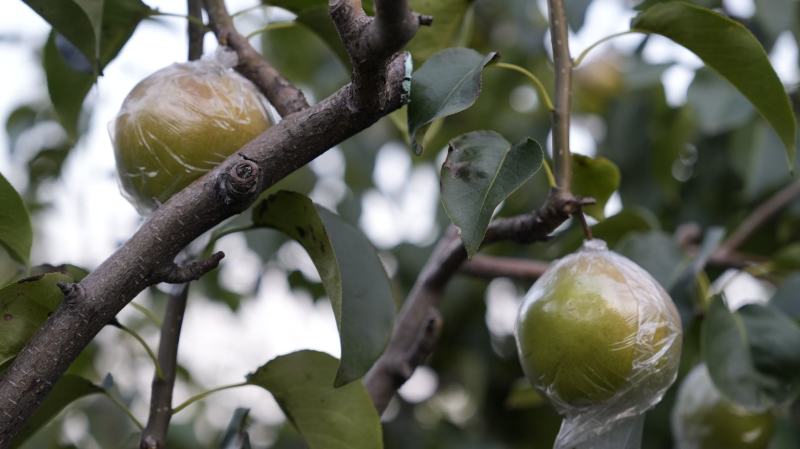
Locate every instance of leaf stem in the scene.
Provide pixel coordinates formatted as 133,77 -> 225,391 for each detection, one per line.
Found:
573,31 -> 639,67
492,62 -> 554,111
245,22 -> 296,40
117,324 -> 164,380
202,224 -> 254,257
103,391 -> 144,430
129,302 -> 162,328
171,382 -> 249,415
541,158 -> 557,188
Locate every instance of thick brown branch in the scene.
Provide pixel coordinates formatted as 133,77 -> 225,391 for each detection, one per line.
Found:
717,179 -> 800,257
365,190 -> 583,413
461,256 -> 549,280
140,284 -> 189,449
0,0 -> 419,439
203,0 -> 309,116
187,0 -> 204,61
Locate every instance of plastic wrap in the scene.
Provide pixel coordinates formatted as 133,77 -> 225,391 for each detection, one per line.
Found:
111,49 -> 272,214
672,364 -> 774,449
515,239 -> 682,448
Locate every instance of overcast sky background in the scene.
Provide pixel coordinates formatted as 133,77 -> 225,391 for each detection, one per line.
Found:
0,0 -> 796,446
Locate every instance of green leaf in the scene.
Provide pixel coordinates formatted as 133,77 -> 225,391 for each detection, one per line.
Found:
0,172 -> 32,265
218,408 -> 252,449
295,6 -> 351,67
407,0 -> 473,64
22,0 -> 99,68
408,48 -> 498,155
43,0 -> 150,139
702,295 -> 800,411
11,374 -> 102,448
571,154 -> 620,220
247,350 -> 383,449
770,273 -> 800,320
631,2 -> 797,167
252,192 -> 395,385
440,131 -> 544,257
0,273 -> 71,364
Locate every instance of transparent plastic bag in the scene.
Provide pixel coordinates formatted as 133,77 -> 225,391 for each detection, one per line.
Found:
111,48 -> 272,214
515,239 -> 682,449
672,364 -> 774,449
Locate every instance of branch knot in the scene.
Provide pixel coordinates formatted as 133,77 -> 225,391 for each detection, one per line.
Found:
151,252 -> 225,284
218,159 -> 261,206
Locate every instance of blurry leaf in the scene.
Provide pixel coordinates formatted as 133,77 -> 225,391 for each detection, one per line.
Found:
772,243 -> 800,272
407,0 -> 473,64
247,351 -> 382,449
592,208 -> 659,245
0,273 -> 70,364
440,131 -> 543,257
27,144 -> 72,191
25,264 -> 88,282
0,172 -> 32,265
615,231 -> 684,288
504,378 -> 545,409
252,192 -> 395,385
295,6 -> 350,67
11,375 -> 102,448
755,0 -> 796,40
43,0 -> 150,139
702,295 -> 800,411
770,273 -> 800,320
408,48 -> 498,155
5,106 -> 38,155
571,154 -> 620,220
687,68 -> 753,135
218,408 -> 252,449
565,0 -> 593,31
667,227 -> 724,326
632,2 -> 797,167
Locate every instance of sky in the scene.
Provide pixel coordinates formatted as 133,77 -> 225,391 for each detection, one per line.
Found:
0,0 -> 795,446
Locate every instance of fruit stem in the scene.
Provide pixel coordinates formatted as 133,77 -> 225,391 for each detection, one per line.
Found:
576,207 -> 594,240
547,0 -> 573,193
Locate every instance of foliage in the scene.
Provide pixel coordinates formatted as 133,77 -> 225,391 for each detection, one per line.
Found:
1,0 -> 799,448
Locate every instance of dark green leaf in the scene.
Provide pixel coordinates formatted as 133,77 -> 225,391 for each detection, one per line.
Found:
408,48 -> 498,155
5,106 -> 38,155
772,244 -> 800,273
770,273 -> 800,319
43,0 -> 150,138
252,192 -> 395,385
667,227 -> 724,326
571,154 -> 621,220
702,295 -> 800,411
407,0 -> 473,64
631,2 -> 796,166
218,408 -> 252,449
11,375 -> 102,448
0,172 -> 32,265
440,131 -> 543,257
295,6 -> 350,67
0,273 -> 70,364
22,0 -> 98,68
615,231 -> 684,288
565,0 -> 593,31
247,350 -> 382,449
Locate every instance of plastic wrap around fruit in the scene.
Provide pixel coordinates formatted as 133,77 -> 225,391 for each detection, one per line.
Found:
111,49 -> 272,214
672,364 -> 774,449
515,239 -> 682,449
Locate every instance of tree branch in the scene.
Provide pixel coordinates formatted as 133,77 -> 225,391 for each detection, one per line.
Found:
365,190 -> 585,413
187,0 -> 204,61
0,0 -> 422,442
203,0 -> 309,116
547,0 -> 573,191
140,284 -> 189,449
461,255 -> 549,280
717,179 -> 800,257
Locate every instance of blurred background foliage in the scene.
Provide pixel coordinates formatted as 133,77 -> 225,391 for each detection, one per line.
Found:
1,0 -> 800,447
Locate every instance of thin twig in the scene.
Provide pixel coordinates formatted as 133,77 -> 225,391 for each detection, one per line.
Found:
140,284 -> 190,449
717,179 -> 800,257
187,0 -> 204,61
460,255 -> 549,280
203,0 -> 309,116
547,0 -> 573,191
